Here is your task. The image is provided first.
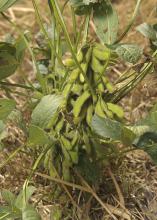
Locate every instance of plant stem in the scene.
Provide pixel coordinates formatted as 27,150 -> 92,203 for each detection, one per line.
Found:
23,144 -> 52,206
50,0 -> 95,96
71,6 -> 77,50
32,0 -> 65,70
0,81 -> 34,90
111,51 -> 157,103
82,13 -> 90,45
114,0 -> 142,44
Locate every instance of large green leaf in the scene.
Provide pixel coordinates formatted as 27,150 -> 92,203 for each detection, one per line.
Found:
31,94 -> 63,129
0,99 -> 16,121
93,0 -> 118,45
116,44 -> 142,64
27,125 -> 49,146
22,206 -> 41,220
0,0 -> 19,12
0,42 -> 19,80
91,115 -> 135,145
92,114 -> 122,140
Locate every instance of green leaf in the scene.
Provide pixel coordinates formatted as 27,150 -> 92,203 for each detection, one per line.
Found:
92,115 -> 135,145
22,205 -> 41,220
0,99 -> 16,121
70,0 -> 97,15
31,94 -> 63,129
121,126 -> 136,146
133,132 -> 157,164
0,0 -> 19,12
92,114 -> 122,140
137,110 -> 157,132
136,23 -> 157,41
129,107 -> 157,164
1,189 -> 16,207
27,125 -> 49,146
116,43 -> 142,64
15,186 -> 36,210
93,0 -> 118,45
76,152 -> 101,184
0,42 -> 19,80
15,36 -> 27,62
0,42 -> 16,54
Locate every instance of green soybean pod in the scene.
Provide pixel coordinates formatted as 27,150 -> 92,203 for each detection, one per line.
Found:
73,90 -> 90,118
69,68 -> 80,83
93,46 -> 110,61
61,135 -> 73,150
91,56 -> 104,74
86,104 -> 94,126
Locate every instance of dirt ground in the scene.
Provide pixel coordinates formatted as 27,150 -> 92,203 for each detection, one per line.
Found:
1,0 -> 157,219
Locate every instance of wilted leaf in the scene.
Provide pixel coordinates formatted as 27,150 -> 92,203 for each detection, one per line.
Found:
93,0 -> 118,45
31,94 -> 63,129
116,44 -> 142,64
